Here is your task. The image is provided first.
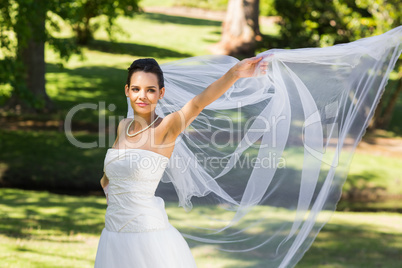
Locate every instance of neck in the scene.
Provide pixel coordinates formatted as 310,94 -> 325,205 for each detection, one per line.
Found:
133,112 -> 158,126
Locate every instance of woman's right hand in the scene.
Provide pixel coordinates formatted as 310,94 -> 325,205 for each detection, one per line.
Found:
100,173 -> 109,205
100,173 -> 109,188
231,56 -> 269,79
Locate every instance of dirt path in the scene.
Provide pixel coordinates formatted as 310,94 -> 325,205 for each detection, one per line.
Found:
2,115 -> 401,159
356,133 -> 402,159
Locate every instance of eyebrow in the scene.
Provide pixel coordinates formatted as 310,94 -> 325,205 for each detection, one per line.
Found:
130,85 -> 157,89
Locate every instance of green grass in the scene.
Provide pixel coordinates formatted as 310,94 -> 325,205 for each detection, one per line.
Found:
42,11 -> 223,123
344,152 -> 402,195
1,5 -> 402,267
0,129 -> 106,191
297,212 -> 402,268
0,9 -> 282,193
140,0 -> 176,8
0,188 -> 103,268
0,188 -> 401,267
1,125 -> 400,206
0,0 -> 400,203
269,146 -> 402,205
171,0 -> 229,11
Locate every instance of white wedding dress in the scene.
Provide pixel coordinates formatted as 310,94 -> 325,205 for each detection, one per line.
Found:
94,148 -> 197,268
93,26 -> 402,268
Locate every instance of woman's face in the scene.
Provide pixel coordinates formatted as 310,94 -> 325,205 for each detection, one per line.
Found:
125,71 -> 164,116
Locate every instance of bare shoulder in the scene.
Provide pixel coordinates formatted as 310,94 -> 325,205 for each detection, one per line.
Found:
110,118 -> 131,148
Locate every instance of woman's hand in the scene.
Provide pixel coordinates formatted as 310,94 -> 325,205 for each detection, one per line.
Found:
100,173 -> 109,205
231,56 -> 269,79
100,173 -> 109,188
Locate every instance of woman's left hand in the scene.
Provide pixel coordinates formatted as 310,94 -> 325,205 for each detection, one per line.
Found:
231,56 -> 269,79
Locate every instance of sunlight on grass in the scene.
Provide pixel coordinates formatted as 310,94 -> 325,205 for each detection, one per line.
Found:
346,152 -> 402,195
1,188 -> 401,267
43,11 -> 223,125
260,22 -> 280,37
2,3 -> 402,267
141,0 -> 176,8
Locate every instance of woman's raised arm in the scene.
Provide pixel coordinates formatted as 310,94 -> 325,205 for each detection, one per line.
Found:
164,56 -> 268,139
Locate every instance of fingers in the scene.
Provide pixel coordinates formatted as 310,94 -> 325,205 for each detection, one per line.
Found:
259,61 -> 269,74
249,56 -> 263,63
241,56 -> 262,65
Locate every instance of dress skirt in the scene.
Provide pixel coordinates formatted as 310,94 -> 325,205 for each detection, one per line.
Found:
94,223 -> 197,268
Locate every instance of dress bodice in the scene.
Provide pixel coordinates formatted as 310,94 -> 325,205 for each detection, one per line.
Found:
103,149 -> 171,233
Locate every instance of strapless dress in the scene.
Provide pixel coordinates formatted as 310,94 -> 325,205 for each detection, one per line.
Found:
94,148 -> 197,268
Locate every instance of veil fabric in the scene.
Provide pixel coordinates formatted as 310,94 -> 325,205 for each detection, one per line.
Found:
126,26 -> 402,267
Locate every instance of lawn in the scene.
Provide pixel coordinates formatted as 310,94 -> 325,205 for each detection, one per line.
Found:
1,3 -> 402,268
0,188 -> 401,268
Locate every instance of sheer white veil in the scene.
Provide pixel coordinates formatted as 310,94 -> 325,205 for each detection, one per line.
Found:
126,26 -> 402,267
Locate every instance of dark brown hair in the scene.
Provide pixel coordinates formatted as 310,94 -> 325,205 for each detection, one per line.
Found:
126,58 -> 164,89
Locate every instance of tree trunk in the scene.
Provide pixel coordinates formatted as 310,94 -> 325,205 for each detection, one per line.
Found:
5,0 -> 55,114
75,18 -> 93,45
210,0 -> 260,57
369,70 -> 402,130
244,0 -> 261,38
377,78 -> 402,129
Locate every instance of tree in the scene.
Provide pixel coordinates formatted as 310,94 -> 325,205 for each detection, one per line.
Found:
274,0 -> 402,131
0,0 -> 61,113
274,0 -> 401,48
54,0 -> 141,45
0,0 -> 140,114
210,0 -> 261,57
370,63 -> 402,130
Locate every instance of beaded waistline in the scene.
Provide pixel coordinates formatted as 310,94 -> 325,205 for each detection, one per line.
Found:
105,223 -> 170,233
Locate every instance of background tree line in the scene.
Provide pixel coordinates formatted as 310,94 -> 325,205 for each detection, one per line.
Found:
0,0 -> 140,114
204,0 -> 402,131
1,0 -> 401,130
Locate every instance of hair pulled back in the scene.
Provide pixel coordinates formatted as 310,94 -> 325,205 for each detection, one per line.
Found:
126,58 -> 164,89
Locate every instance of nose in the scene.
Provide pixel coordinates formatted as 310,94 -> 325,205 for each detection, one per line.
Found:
138,89 -> 147,100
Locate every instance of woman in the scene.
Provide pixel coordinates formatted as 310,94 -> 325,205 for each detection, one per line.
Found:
95,25 -> 402,268
94,56 -> 269,267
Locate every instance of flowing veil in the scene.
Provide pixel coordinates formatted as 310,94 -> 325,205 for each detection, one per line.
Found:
126,26 -> 402,267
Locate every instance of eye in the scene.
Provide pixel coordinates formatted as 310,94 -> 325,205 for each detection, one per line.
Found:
149,89 -> 156,92
131,88 -> 139,91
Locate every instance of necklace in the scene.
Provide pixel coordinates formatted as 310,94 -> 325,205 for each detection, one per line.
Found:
126,115 -> 159,137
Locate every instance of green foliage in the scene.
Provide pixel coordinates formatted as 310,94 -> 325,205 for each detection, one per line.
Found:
52,0 -> 141,45
260,0 -> 277,16
0,187 -> 401,267
0,1 -> 41,108
272,1 -> 402,133
274,0 -> 402,48
0,0 -> 141,111
0,1 -> 80,109
0,11 -> 223,191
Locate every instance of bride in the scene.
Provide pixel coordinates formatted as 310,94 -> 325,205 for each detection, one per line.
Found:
95,25 -> 401,268
94,56 -> 269,267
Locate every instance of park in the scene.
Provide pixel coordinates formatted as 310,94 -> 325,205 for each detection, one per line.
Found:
1,0 -> 401,267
